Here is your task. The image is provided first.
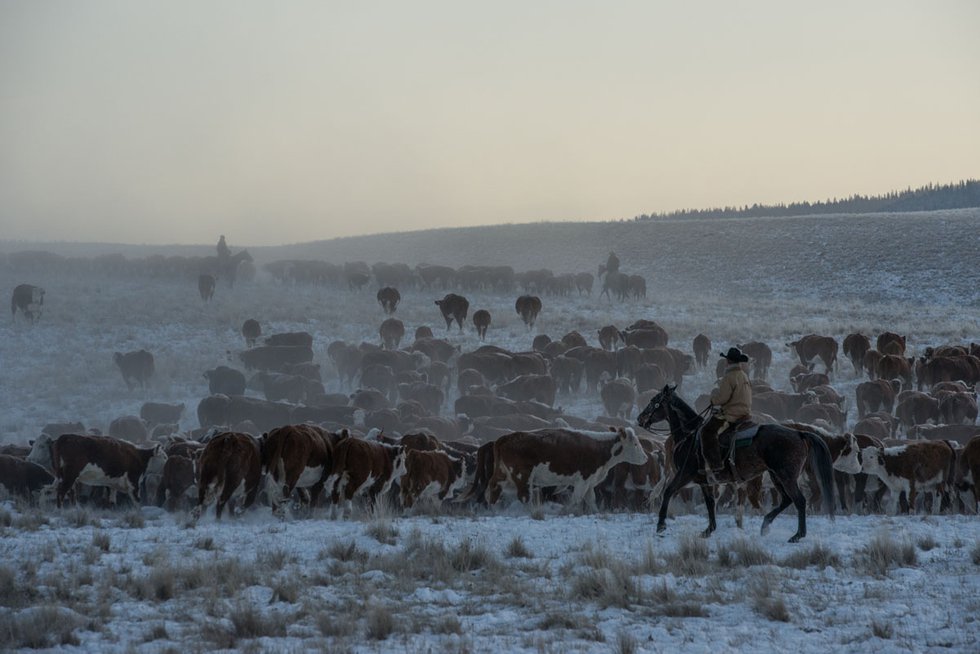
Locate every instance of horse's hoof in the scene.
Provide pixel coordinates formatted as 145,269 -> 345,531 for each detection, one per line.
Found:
700,528 -> 713,539
760,524 -> 770,536
656,524 -> 666,535
788,534 -> 803,543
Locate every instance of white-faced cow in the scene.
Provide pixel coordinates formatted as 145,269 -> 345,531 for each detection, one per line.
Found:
11,283 -> 45,323
435,293 -> 469,331
114,349 -> 155,390
400,449 -> 466,508
861,441 -> 956,514
485,427 -> 648,511
376,286 -> 401,315
50,434 -> 167,508
379,318 -> 405,350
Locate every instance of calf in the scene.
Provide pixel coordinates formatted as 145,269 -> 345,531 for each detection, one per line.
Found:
260,424 -> 335,515
876,354 -> 914,390
495,374 -> 557,407
861,441 -> 956,514
737,341 -> 773,381
877,332 -> 907,356
601,378 -> 636,419
379,318 -> 405,350
472,309 -> 492,340
486,427 -> 647,511
856,379 -> 900,418
598,325 -> 621,351
692,334 -> 711,369
0,454 -> 54,502
242,319 -> 261,347
140,402 -> 185,427
51,434 -> 167,508
895,392 -> 940,433
377,286 -> 401,315
204,366 -> 247,396
192,432 -> 262,520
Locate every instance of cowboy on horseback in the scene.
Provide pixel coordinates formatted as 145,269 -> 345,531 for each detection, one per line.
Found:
701,346 -> 752,481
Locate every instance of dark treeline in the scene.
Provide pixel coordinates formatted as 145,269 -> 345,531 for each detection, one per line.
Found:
633,179 -> 980,222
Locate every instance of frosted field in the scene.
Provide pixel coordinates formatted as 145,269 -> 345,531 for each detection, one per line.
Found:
2,209 -> 980,653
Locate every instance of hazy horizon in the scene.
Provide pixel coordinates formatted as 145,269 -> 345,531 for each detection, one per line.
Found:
2,1 -> 978,246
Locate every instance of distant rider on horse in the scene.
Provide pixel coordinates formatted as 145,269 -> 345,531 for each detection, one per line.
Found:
701,346 -> 752,481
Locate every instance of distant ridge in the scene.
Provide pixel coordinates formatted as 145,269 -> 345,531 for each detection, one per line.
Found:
632,179 -> 980,222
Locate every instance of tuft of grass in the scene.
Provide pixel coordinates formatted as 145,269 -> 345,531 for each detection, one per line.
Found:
433,615 -> 463,635
568,561 -> 638,609
664,533 -> 711,576
0,606 -> 81,649
505,535 -> 533,559
450,539 -> 497,572
365,519 -> 399,545
119,509 -> 145,529
12,510 -> 48,531
718,537 -> 772,567
538,613 -> 578,631
194,536 -> 217,551
315,607 -> 356,638
229,602 -> 286,639
858,533 -> 917,577
871,619 -> 894,639
270,577 -> 300,604
144,623 -> 169,642
779,542 -> 841,569
750,573 -> 790,622
916,535 -> 939,552
365,605 -> 396,640
530,507 -> 546,521
256,547 -> 294,571
615,629 -> 639,654
92,530 -> 111,552
323,539 -> 368,563
970,541 -> 980,566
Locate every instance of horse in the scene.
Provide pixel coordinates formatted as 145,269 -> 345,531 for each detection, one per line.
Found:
637,385 -> 834,543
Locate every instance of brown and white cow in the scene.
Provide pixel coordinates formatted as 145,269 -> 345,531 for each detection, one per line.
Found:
399,449 -> 466,508
876,354 -> 914,390
51,434 -> 167,508
192,431 -> 262,520
861,440 -> 956,514
787,334 -> 838,373
895,392 -> 941,433
0,454 -> 54,502
260,424 -> 337,515
434,293 -> 469,331
600,437 -> 666,510
330,437 -> 407,518
485,427 -> 648,511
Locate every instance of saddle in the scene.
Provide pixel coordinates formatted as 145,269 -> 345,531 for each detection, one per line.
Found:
719,418 -> 759,450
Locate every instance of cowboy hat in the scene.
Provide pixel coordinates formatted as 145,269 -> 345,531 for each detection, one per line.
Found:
720,347 -> 749,363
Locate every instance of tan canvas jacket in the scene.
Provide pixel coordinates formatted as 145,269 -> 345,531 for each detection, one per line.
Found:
710,364 -> 752,421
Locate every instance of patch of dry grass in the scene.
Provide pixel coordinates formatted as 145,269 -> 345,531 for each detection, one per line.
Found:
857,532 -> 917,577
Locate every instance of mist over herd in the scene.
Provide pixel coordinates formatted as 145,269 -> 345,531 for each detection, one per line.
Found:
1,210 -> 978,651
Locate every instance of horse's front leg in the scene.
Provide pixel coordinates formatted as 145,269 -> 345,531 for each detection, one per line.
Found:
657,471 -> 690,534
700,483 -> 717,538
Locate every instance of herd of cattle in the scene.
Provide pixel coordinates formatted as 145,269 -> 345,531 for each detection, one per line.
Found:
4,270 -> 980,529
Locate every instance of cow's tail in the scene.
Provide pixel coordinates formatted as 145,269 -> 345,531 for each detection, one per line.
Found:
456,443 -> 493,505
798,430 -> 835,519
264,427 -> 288,485
330,439 -> 351,504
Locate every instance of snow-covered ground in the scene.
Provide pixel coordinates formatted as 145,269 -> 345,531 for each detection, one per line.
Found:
1,211 -> 979,652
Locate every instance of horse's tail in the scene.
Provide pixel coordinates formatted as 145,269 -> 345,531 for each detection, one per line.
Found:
798,430 -> 835,519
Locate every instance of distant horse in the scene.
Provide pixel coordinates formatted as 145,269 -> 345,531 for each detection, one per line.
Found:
637,385 -> 834,542
201,250 -> 253,288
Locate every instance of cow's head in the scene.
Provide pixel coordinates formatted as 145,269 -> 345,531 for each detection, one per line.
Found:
859,446 -> 885,475
834,433 -> 862,475
612,427 -> 648,466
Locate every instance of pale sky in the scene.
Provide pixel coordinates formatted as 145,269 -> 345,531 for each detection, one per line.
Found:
1,1 -> 978,246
